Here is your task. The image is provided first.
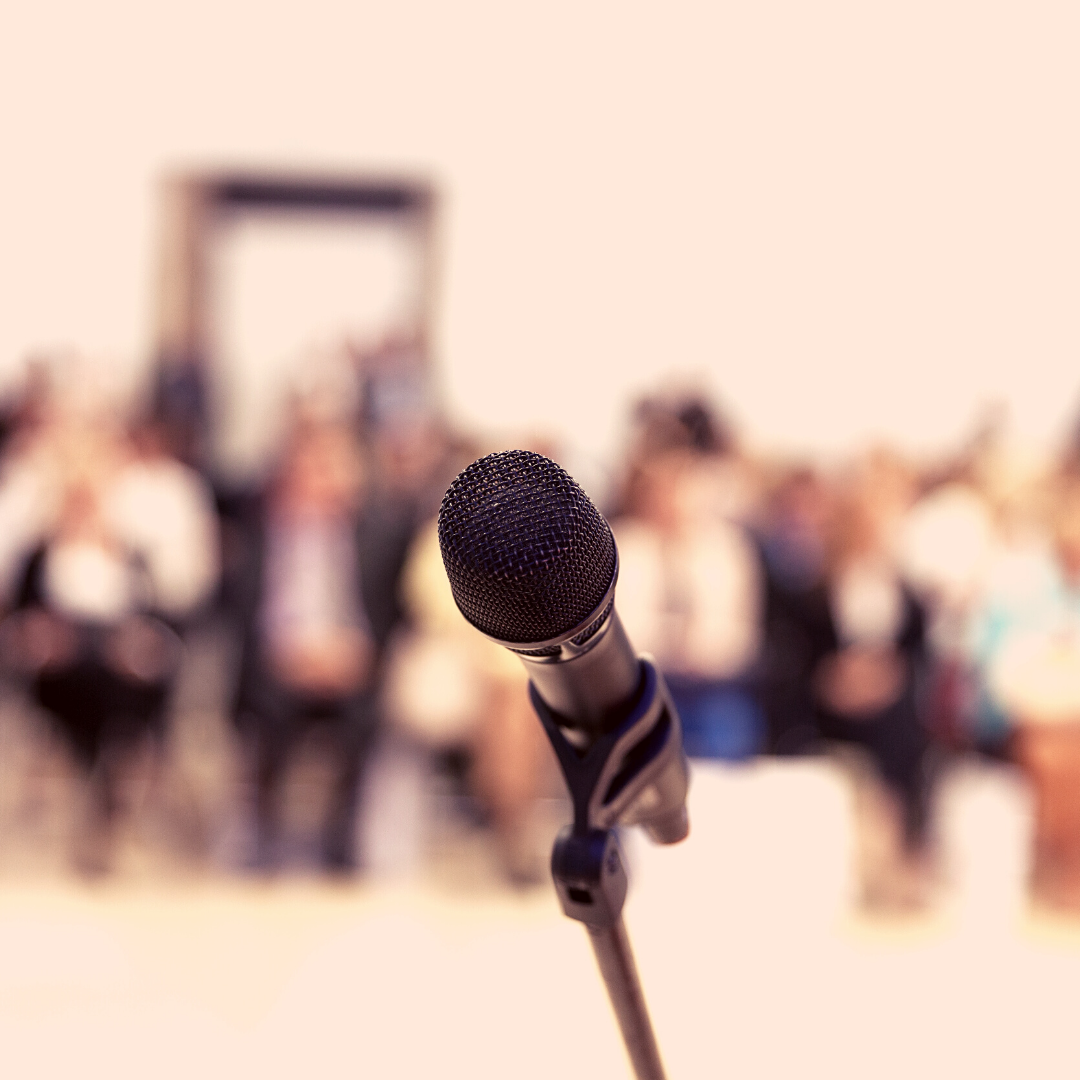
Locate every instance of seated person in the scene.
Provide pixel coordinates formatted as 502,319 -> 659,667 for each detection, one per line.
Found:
613,445 -> 764,761
760,455 -> 933,909
0,409 -> 219,875
972,476 -> 1080,906
230,418 -> 386,874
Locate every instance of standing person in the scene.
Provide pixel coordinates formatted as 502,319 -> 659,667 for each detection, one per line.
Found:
231,418 -> 389,874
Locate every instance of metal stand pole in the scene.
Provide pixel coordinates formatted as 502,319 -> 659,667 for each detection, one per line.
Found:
587,918 -> 667,1080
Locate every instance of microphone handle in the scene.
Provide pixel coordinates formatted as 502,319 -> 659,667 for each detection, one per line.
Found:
516,610 -> 641,733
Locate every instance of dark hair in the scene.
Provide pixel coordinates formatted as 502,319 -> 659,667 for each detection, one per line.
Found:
633,393 -> 733,457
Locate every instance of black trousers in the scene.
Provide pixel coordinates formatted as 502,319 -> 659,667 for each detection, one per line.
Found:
36,659 -> 169,770
818,678 -> 932,849
240,676 -> 379,872
32,646 -> 171,864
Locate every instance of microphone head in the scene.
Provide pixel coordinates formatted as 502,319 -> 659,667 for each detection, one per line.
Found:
438,450 -> 616,645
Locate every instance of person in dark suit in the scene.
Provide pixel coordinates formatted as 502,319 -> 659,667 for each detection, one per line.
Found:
758,459 -> 934,908
230,417 -> 417,874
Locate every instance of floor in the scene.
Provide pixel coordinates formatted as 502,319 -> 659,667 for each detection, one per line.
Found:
2,744 -> 1080,1080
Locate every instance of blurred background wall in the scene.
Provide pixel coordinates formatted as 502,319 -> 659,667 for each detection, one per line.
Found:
2,0 -> 1077,463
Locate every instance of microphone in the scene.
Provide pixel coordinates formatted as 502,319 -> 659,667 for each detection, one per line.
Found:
438,449 -> 689,845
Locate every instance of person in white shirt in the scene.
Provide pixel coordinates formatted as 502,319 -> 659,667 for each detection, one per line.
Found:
612,435 -> 765,761
0,406 -> 219,875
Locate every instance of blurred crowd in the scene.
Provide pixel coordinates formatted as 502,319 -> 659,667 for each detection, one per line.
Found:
3,347 -> 1080,915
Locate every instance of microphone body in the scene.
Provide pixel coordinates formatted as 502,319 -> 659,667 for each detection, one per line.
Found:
523,608 -> 639,728
438,449 -> 690,845
482,564 -> 638,734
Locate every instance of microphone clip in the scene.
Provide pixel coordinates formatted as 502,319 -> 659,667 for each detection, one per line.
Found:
529,656 -> 689,927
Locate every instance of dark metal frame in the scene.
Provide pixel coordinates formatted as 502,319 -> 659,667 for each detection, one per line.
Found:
151,170 -> 437,464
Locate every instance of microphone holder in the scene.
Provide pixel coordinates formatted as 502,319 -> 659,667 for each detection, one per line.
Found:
529,658 -> 687,1080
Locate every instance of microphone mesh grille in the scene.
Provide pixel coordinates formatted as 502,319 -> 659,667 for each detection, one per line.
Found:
438,450 -> 616,644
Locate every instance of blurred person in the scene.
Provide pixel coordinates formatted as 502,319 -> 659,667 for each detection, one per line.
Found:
756,466 -> 835,755
818,453 -> 933,908
217,336 -> 446,876
0,388 -> 219,875
758,452 -> 935,909
612,394 -> 765,760
383,518 -> 553,885
901,415 -> 1048,753
971,474 -> 1080,907
363,411 -> 454,643
898,478 -> 998,749
355,337 -> 463,649
230,416 -> 396,874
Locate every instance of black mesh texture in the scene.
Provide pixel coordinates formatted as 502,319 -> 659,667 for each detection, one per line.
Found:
438,450 -> 616,644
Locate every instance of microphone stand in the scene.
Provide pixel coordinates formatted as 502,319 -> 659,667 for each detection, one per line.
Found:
529,660 -> 687,1080
551,828 -> 666,1080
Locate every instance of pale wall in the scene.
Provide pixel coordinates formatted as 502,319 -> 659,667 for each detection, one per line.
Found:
1,1 -> 1077,461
